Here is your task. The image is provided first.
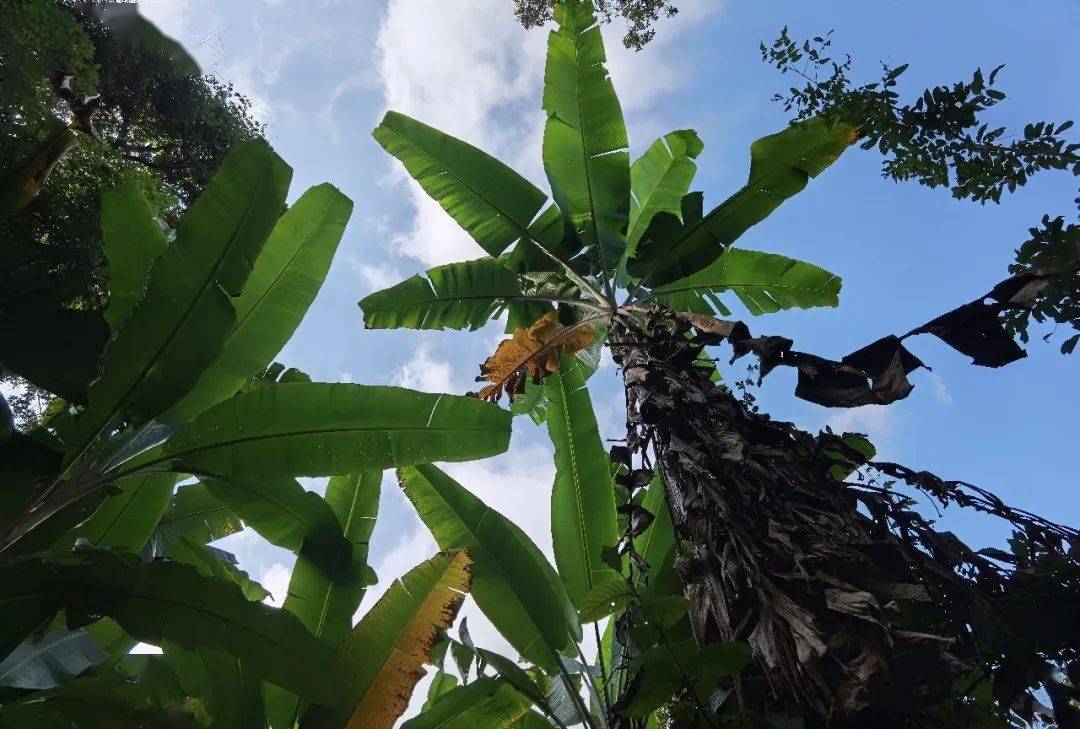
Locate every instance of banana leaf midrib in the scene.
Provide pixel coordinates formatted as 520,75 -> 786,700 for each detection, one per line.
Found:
552,367 -> 599,599
231,190 -> 339,334
383,121 -> 544,254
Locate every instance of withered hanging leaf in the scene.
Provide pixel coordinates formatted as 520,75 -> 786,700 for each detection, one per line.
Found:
909,271 -> 1049,368
471,311 -> 595,402
679,268 -> 1047,408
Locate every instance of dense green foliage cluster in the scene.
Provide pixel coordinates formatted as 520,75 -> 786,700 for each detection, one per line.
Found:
0,0 -> 265,425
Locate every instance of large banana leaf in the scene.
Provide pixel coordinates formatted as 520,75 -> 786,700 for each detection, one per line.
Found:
302,550 -> 472,729
542,0 -> 630,280
202,476 -> 340,552
100,180 -> 169,333
164,644 -> 265,729
166,184 -> 353,423
75,473 -> 179,553
265,472 -> 381,729
0,549 -> 341,705
545,353 -> 618,607
402,677 -> 531,729
624,130 -> 704,261
648,247 -> 841,316
159,383 -> 512,478
282,472 -> 380,640
398,464 -> 580,671
0,627 -> 108,690
629,117 -> 856,287
361,258 -> 526,331
63,141 -> 292,467
373,111 -> 547,257
154,483 -> 243,547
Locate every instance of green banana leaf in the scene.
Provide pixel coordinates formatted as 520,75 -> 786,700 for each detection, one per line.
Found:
265,472 -> 381,729
63,141 -> 292,467
402,677 -> 531,729
165,537 -> 269,602
423,670 -> 460,711
159,383 -> 512,478
649,247 -> 841,316
0,627 -> 108,690
624,640 -> 751,717
202,476 -> 340,553
0,549 -> 341,706
633,472 -> 679,600
155,483 -> 243,547
629,117 -> 856,287
0,672 -> 199,728
622,129 -> 704,277
302,550 -> 473,729
100,180 -> 169,334
361,257 -> 526,331
373,111 -> 547,257
75,473 -> 179,553
545,352 -> 619,608
164,643 -> 265,729
398,464 -> 580,671
165,184 -> 353,423
542,0 -> 630,279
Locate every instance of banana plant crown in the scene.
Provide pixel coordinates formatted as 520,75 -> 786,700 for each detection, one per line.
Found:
361,0 -> 854,407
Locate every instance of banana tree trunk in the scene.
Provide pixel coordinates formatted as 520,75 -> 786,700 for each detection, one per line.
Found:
611,310 -> 965,726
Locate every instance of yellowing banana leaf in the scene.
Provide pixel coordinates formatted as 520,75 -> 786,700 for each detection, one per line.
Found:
302,550 -> 472,729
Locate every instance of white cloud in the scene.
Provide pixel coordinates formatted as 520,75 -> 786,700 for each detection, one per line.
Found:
374,0 -> 723,266
350,258 -> 402,293
392,343 -> 464,393
260,562 -> 294,607
924,370 -> 954,405
819,405 -> 896,459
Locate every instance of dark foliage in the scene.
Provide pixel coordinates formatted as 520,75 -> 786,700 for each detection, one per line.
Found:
0,0 -> 265,425
761,28 -> 1080,356
515,0 -> 679,49
760,27 -> 1080,208
680,268 -> 1052,409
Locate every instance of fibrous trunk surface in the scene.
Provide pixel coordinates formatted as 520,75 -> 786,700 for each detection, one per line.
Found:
612,310 -> 1077,727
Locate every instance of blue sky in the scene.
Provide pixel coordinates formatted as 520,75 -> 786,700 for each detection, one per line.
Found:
142,0 -> 1079,712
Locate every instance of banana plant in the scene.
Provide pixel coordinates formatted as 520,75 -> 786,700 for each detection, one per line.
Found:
359,0 -> 851,725
0,139 -> 514,726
